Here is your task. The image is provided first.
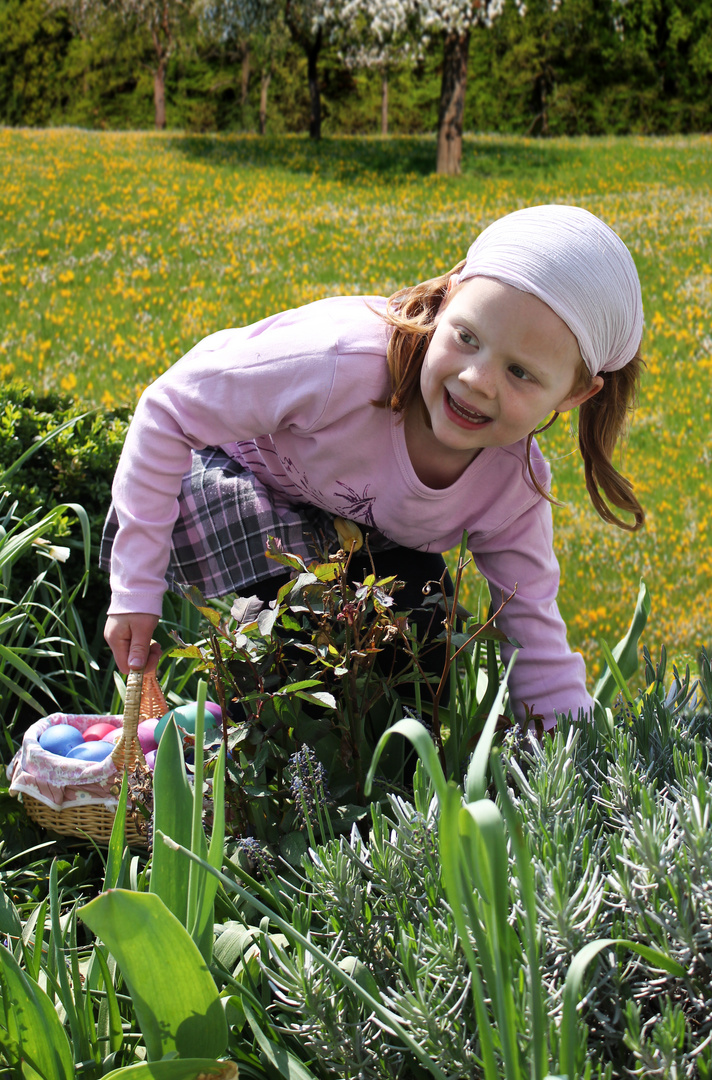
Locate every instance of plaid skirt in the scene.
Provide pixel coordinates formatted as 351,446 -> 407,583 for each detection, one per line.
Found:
99,447 -> 393,600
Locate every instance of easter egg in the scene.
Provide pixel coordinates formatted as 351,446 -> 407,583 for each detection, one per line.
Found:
39,723 -> 83,757
83,722 -> 116,743
154,701 -> 221,742
145,749 -> 157,770
66,740 -> 115,762
136,718 -> 159,754
107,727 -> 123,744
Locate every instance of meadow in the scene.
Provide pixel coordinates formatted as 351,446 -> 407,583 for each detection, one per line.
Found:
1,127 -> 711,678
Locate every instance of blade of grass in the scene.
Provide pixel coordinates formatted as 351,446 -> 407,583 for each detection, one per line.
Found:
491,751 -> 548,1080
465,651 -> 517,803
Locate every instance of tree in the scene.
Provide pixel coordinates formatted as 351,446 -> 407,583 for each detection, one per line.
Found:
418,0 -> 504,174
197,0 -> 289,133
336,0 -> 422,135
284,0 -> 379,139
105,0 -> 194,129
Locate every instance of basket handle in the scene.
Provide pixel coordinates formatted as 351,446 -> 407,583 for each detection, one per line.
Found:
111,668 -> 146,771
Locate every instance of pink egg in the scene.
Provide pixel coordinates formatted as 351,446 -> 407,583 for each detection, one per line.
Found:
83,722 -> 117,742
205,701 -> 222,721
107,727 -> 123,744
145,749 -> 157,770
136,719 -> 159,754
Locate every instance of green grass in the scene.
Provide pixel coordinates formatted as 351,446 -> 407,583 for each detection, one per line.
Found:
1,127 -> 711,676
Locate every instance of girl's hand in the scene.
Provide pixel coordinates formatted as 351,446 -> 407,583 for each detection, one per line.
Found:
104,613 -> 161,674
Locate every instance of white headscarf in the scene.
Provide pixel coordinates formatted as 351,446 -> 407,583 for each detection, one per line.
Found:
455,205 -> 643,376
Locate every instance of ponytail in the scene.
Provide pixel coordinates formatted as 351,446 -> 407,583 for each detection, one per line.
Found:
578,352 -> 644,531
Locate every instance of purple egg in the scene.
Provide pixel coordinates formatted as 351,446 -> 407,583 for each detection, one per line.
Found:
145,749 -> 157,770
136,718 -> 159,754
39,723 -> 84,757
65,740 -> 115,762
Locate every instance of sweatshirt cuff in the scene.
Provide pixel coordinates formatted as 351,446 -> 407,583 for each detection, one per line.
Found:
107,591 -> 164,619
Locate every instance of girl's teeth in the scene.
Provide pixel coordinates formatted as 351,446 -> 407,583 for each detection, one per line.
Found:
449,394 -> 489,422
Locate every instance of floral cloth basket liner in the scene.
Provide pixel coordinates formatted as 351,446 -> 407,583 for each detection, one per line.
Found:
8,712 -> 131,811
7,670 -> 165,812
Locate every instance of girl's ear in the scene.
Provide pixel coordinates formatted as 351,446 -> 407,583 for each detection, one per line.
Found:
557,374 -> 604,414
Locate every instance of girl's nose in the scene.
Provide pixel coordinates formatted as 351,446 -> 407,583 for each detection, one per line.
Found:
458,359 -> 496,398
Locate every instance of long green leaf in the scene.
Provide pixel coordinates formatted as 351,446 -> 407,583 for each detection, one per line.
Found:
593,579 -> 650,711
365,717 -> 448,804
245,1003 -> 320,1079
491,752 -> 548,1080
437,785 -> 499,1080
0,412 -> 93,484
149,716 -> 196,924
465,652 -> 517,804
91,945 -> 124,1056
193,741 -> 226,959
105,769 -> 130,891
79,890 -> 228,1061
0,940 -> 74,1080
49,861 -> 89,1061
559,936 -> 686,1077
460,800 -> 521,1080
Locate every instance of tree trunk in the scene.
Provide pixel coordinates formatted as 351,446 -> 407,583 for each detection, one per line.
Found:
154,59 -> 167,130
306,29 -> 322,140
285,1 -> 323,140
151,23 -> 168,131
259,68 -> 271,135
241,43 -> 251,107
436,29 -> 470,175
378,70 -> 388,135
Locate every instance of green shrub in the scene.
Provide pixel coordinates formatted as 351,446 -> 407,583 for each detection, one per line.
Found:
0,383 -> 130,658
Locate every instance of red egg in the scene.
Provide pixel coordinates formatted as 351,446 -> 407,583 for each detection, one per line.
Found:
83,722 -> 117,742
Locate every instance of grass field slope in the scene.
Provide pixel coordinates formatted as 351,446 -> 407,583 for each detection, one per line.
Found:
1,127 -> 710,675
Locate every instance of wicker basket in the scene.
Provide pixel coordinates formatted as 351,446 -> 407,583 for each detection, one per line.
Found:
21,669 -> 167,846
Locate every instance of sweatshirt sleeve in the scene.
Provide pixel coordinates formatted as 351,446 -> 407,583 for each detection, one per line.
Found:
471,491 -> 594,730
106,322 -> 339,617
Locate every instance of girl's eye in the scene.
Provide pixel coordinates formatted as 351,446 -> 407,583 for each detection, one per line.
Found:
457,329 -> 478,347
509,365 -> 532,382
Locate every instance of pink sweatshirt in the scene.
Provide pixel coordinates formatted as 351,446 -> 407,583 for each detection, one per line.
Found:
108,295 -> 593,726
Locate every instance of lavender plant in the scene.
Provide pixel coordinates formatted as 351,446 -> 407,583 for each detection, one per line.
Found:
243,646 -> 712,1079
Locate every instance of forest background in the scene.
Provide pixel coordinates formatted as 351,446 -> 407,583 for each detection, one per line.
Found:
3,0 -> 712,141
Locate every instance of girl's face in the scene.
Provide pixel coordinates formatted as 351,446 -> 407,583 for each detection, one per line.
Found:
414,276 -> 602,471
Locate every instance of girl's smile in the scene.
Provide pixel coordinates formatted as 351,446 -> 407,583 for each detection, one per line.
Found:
405,277 -> 602,488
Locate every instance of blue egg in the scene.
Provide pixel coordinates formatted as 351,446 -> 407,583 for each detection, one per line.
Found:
65,740 -> 115,762
39,723 -> 84,757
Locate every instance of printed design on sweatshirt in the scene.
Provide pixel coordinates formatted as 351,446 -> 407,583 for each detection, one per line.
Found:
278,455 -> 329,506
332,482 -> 377,529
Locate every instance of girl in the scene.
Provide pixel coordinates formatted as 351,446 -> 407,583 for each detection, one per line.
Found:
101,203 -> 644,730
